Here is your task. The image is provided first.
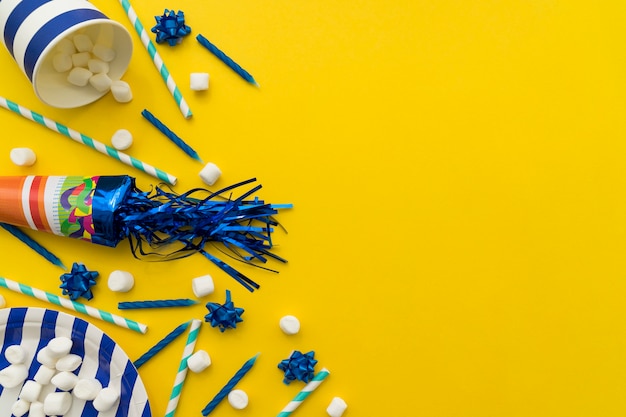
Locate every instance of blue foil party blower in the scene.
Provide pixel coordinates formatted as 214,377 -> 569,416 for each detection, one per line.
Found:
0,175 -> 291,291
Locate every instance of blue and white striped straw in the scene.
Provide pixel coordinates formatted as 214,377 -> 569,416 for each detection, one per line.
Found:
277,368 -> 330,417
165,319 -> 202,417
119,0 -> 192,119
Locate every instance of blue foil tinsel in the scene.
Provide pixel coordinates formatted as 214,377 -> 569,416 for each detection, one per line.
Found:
59,262 -> 99,301
277,350 -> 318,384
204,289 -> 244,332
107,177 -> 290,292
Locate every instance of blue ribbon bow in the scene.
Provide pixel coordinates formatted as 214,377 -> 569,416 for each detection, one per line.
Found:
59,262 -> 99,301
151,9 -> 192,46
278,350 -> 318,384
204,290 -> 245,332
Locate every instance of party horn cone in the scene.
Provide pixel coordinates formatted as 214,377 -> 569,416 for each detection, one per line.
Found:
0,175 -> 133,246
0,175 -> 292,290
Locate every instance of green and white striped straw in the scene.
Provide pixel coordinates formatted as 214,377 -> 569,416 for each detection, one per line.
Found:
165,318 -> 202,417
0,277 -> 148,334
0,97 -> 177,185
119,0 -> 192,119
277,368 -> 330,417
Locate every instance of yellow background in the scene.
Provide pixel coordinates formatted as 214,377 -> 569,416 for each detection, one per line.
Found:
0,0 -> 625,415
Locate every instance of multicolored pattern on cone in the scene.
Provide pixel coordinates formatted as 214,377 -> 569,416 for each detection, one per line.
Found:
0,176 -> 98,242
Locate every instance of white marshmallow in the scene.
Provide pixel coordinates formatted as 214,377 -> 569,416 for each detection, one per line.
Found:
92,44 -> 116,62
67,67 -> 92,87
192,275 -> 214,297
36,347 -> 58,367
199,162 -> 222,186
56,38 -> 76,55
11,399 -> 30,417
29,401 -> 45,417
73,34 -> 93,52
0,294 -> 5,308
227,389 -> 248,409
19,380 -> 43,403
55,354 -> 82,372
89,72 -> 112,92
190,72 -> 210,91
111,80 -> 133,103
326,397 -> 348,417
33,365 -> 56,385
279,315 -> 301,335
43,392 -> 72,416
110,131 -> 133,151
73,378 -> 102,401
187,350 -> 211,373
93,387 -> 119,411
10,147 -> 37,167
51,371 -> 78,391
71,51 -> 91,68
107,270 -> 134,291
5,345 -> 27,364
88,58 -> 109,74
52,53 -> 73,72
47,337 -> 73,358
0,364 -> 28,388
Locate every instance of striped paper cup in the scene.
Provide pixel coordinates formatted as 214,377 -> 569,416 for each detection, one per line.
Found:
0,0 -> 132,108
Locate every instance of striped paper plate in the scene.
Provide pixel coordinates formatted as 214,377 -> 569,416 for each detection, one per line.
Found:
0,307 -> 151,417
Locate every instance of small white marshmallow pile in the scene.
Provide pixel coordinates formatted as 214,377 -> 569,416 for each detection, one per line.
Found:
0,336 -> 120,417
52,33 -> 132,103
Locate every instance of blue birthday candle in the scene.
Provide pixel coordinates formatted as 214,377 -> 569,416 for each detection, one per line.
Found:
196,34 -> 259,87
201,353 -> 260,415
134,321 -> 190,369
118,299 -> 197,309
0,223 -> 66,269
142,109 -> 203,162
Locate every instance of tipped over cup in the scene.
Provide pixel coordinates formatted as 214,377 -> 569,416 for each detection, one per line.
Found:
0,0 -> 133,108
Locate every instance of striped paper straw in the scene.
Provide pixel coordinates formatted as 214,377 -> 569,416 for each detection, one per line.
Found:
277,368 -> 330,417
0,277 -> 148,334
0,97 -> 177,185
165,318 -> 202,417
118,0 -> 192,119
